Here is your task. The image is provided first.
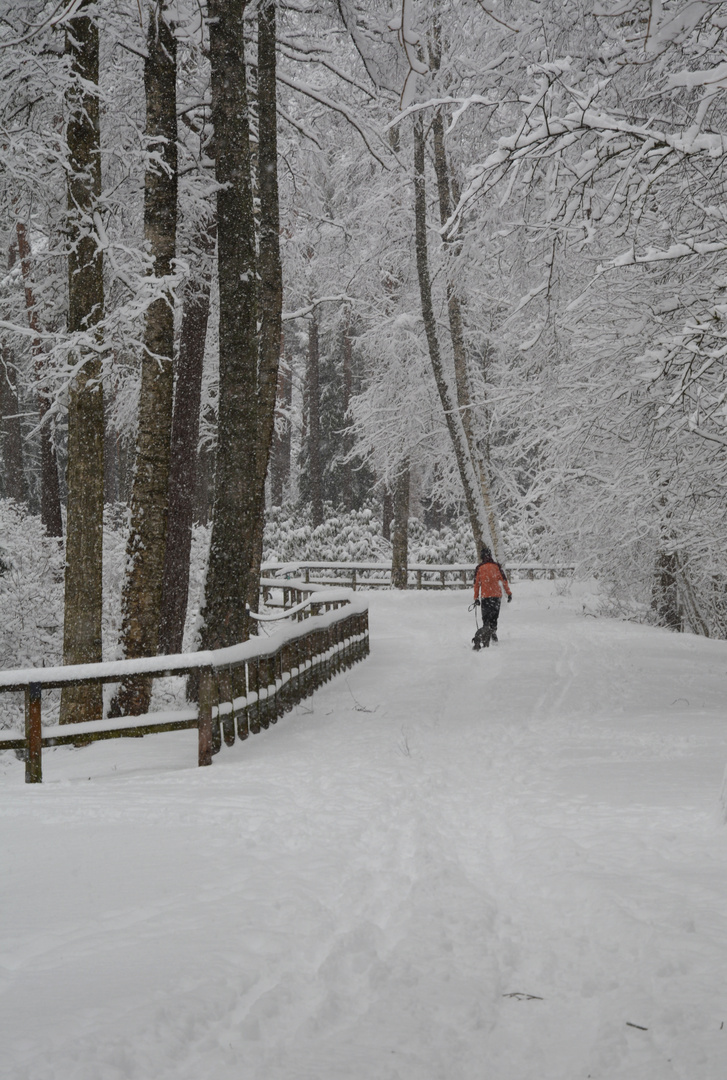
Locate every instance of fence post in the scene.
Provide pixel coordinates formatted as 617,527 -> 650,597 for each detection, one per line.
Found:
233,664 -> 249,740
24,681 -> 42,784
221,666 -> 235,747
198,667 -> 214,767
351,568 -> 357,591
416,569 -> 422,590
249,658 -> 261,734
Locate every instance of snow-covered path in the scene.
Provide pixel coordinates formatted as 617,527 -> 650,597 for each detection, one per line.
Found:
2,583 -> 727,1079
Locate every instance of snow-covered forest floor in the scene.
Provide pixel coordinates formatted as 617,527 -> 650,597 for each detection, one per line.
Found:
2,581 -> 727,1079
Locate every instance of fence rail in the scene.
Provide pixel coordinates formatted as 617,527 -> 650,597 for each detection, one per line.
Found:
263,561 -> 574,591
0,589 -> 369,784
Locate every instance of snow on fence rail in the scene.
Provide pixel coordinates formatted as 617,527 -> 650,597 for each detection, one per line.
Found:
262,561 -> 575,591
0,584 -> 369,784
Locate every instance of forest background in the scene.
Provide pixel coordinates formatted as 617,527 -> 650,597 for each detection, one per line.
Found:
2,0 -> 727,725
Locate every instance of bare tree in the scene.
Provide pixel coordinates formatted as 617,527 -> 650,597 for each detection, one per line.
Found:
413,114 -> 493,558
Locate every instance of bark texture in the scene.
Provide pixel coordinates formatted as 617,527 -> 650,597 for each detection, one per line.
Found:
200,0 -> 259,650
413,115 -> 492,558
391,462 -> 410,589
271,342 -> 292,506
653,550 -> 681,631
158,215 -> 216,656
59,1 -> 105,723
247,0 -> 284,610
111,2 -> 177,715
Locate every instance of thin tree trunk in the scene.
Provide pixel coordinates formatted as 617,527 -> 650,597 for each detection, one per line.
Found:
307,311 -> 323,527
382,487 -> 393,541
111,2 -> 177,715
15,223 -> 63,538
676,556 -> 710,637
200,0 -> 258,651
158,215 -> 216,656
0,348 -> 27,503
431,109 -> 501,556
271,340 -> 292,506
247,0 -> 284,612
412,115 -> 491,558
341,320 -> 354,510
391,461 -> 410,589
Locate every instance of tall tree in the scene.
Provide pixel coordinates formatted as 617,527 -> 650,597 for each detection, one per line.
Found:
412,114 -> 493,557
199,0 -> 259,650
59,0 -> 105,724
247,0 -> 284,609
158,212 -> 216,656
430,102 -> 501,555
111,0 -> 178,715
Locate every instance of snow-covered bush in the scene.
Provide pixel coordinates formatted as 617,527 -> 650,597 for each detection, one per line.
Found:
0,500 -> 64,730
263,505 -> 390,563
0,500 -> 64,672
263,505 -> 529,566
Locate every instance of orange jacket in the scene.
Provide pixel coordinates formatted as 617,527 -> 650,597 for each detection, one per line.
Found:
474,560 -> 511,600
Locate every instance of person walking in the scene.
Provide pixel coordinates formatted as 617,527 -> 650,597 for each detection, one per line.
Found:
473,546 -> 512,649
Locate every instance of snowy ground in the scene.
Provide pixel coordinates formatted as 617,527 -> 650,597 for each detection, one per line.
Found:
2,582 -> 727,1080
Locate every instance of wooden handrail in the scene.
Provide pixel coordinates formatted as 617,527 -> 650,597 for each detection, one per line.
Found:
262,563 -> 575,590
0,589 -> 369,784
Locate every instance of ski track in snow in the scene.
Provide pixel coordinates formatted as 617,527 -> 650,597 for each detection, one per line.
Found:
1,581 -> 727,1079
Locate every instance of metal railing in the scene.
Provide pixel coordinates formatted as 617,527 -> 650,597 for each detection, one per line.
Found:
0,587 -> 369,784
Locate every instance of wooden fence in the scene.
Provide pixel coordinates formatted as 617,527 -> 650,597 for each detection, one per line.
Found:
0,590 -> 369,784
262,561 -> 574,591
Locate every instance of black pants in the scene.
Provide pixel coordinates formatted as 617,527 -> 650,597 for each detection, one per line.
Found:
480,597 -> 501,633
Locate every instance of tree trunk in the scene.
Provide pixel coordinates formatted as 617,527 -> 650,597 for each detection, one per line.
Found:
271,341 -> 292,506
391,462 -> 410,589
59,0 -> 105,724
307,311 -> 323,527
0,348 -> 27,503
431,109 -> 502,556
158,215 -> 216,656
199,0 -> 258,651
194,442 -> 215,524
111,2 -> 177,715
247,0 -> 283,612
412,115 -> 491,559
652,550 -> 681,631
382,487 -> 393,541
15,223 -> 63,538
341,320 -> 354,510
